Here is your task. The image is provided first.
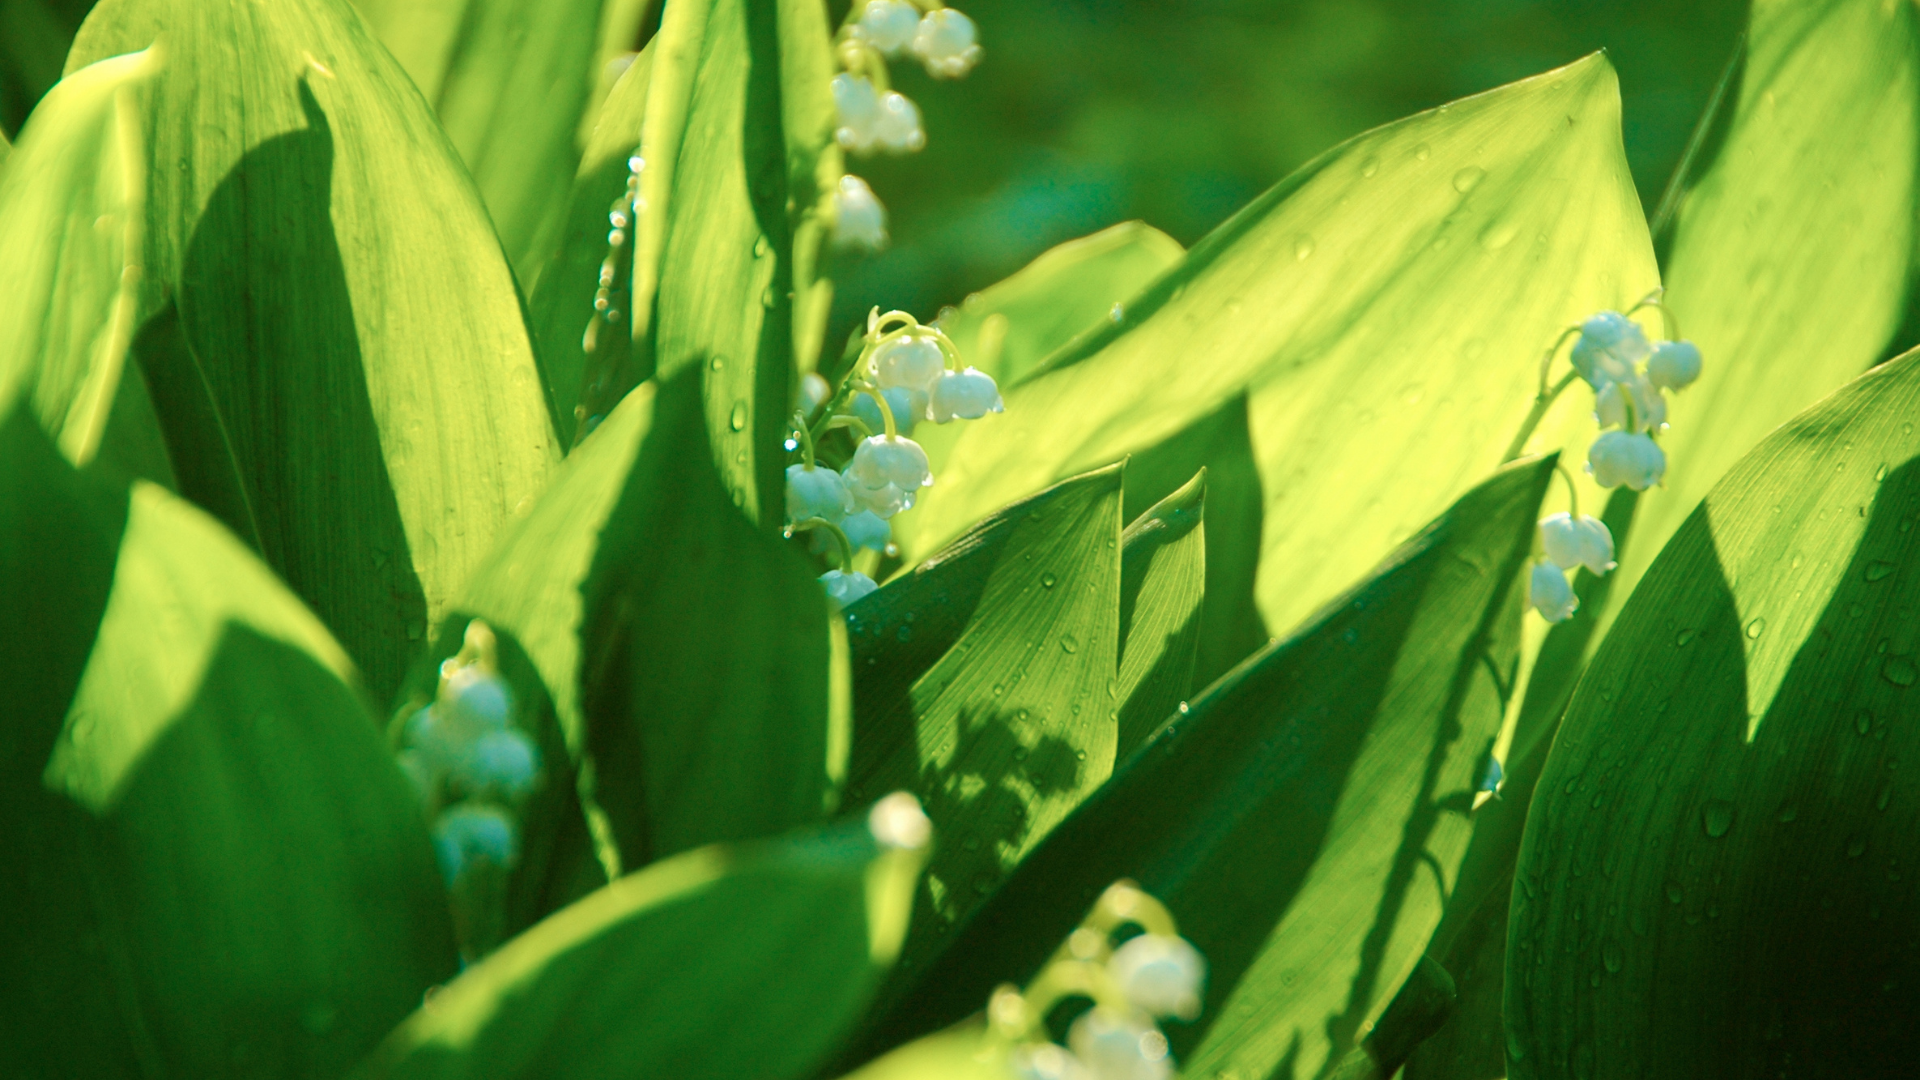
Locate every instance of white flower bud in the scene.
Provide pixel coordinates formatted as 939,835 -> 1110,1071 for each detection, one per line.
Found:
787,462 -> 855,523
1068,1008 -> 1171,1080
867,790 -> 932,850
873,91 -> 926,153
1647,339 -> 1702,391
872,331 -> 946,392
844,473 -> 911,519
832,73 -> 882,153
841,509 -> 891,551
1538,512 -> 1616,576
848,434 -> 933,493
797,371 -> 831,417
442,667 -> 513,732
832,175 -> 888,251
1010,1043 -> 1094,1080
928,366 -> 1004,422
851,384 -> 926,436
1594,373 -> 1666,434
431,804 -> 518,885
856,0 -> 919,55
914,8 -> 982,79
1587,430 -> 1667,491
1569,311 -> 1650,389
453,728 -> 541,800
1110,934 -> 1207,1020
1529,560 -> 1577,623
820,568 -> 879,608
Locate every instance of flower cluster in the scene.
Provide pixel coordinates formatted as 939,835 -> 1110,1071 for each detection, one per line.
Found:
986,882 -> 1207,1080
829,1 -> 983,252
787,309 -> 1003,605
1525,293 -> 1702,623
395,621 -> 542,892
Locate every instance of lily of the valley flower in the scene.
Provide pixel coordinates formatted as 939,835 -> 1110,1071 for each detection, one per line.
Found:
441,665 -> 514,732
1647,339 -> 1703,391
855,0 -> 920,55
832,175 -> 887,250
914,8 -> 983,78
1010,1043 -> 1093,1080
874,91 -> 926,153
1588,430 -> 1667,490
786,462 -> 855,523
1109,934 -> 1207,1021
453,728 -> 541,800
872,330 -> 947,392
1538,512 -> 1616,576
1569,310 -> 1650,389
831,73 -> 881,151
1068,1008 -> 1172,1080
928,366 -> 1004,422
1529,560 -> 1578,623
431,804 -> 519,886
1594,372 -> 1667,434
841,509 -> 892,551
852,384 -> 926,435
820,568 -> 879,607
845,434 -> 933,518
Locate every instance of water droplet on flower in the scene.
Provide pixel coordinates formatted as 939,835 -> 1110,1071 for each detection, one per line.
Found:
783,438 -> 798,451
729,401 -> 748,431
1293,234 -> 1315,261
1866,561 -> 1895,582
1702,800 -> 1735,838
1452,166 -> 1486,193
1883,655 -> 1918,686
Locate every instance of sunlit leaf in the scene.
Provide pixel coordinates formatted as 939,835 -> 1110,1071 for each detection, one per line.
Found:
1509,348 -> 1920,1078
67,0 -> 561,698
1114,468 -> 1205,758
354,813 -> 929,1080
850,456 -> 1553,1080
0,404 -> 456,1078
904,54 -> 1655,646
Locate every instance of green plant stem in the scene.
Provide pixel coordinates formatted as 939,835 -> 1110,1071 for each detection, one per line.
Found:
1555,464 -> 1580,518
790,516 -> 855,571
1503,369 -> 1580,463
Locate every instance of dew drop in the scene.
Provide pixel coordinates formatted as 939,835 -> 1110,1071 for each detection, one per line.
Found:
1360,155 -> 1380,178
896,625 -> 912,643
1776,802 -> 1798,823
1847,834 -> 1869,859
1866,560 -> 1895,582
1877,463 -> 1890,482
1857,709 -> 1875,736
729,401 -> 748,431
761,285 -> 778,308
1478,219 -> 1519,251
1883,654 -> 1918,687
1745,618 -> 1767,639
1702,799 -> 1735,838
1060,635 -> 1079,654
1675,628 -> 1696,647
1041,573 -> 1058,588
710,355 -> 725,371
1665,881 -> 1683,904
1109,302 -> 1124,323
1293,234 -> 1316,261
1602,940 -> 1623,973
1414,143 -> 1431,161
1452,166 -> 1486,193
753,235 -> 771,257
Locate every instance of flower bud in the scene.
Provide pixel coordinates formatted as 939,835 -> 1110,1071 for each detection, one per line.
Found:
1529,560 -> 1578,623
848,434 -> 933,493
851,384 -> 926,436
844,472 -> 911,519
1594,372 -> 1666,434
1068,1008 -> 1172,1080
873,91 -> 926,154
786,462 -> 855,523
1587,430 -> 1667,491
928,366 -> 1005,422
431,804 -> 518,885
872,331 -> 946,392
820,568 -> 879,608
453,728 -> 541,800
832,175 -> 887,251
1647,339 -> 1702,391
1537,512 -> 1616,576
841,509 -> 891,552
832,73 -> 882,153
1110,934 -> 1207,1020
442,667 -> 513,732
914,7 -> 982,78
1569,311 -> 1650,389
856,0 -> 919,55
867,790 -> 932,850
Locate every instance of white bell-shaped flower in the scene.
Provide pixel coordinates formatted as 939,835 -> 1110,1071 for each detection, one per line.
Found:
928,366 -> 1004,422
820,569 -> 879,608
1538,512 -> 1616,576
848,434 -> 933,492
1647,339 -> 1703,391
1529,560 -> 1578,623
913,8 -> 982,78
1569,311 -> 1650,389
872,331 -> 946,392
442,666 -> 514,733
832,73 -> 882,153
832,175 -> 888,251
873,91 -> 926,154
1068,1008 -> 1171,1080
452,727 -> 541,800
852,384 -> 926,436
1010,1043 -> 1094,1080
1594,373 -> 1666,434
1587,430 -> 1667,491
786,462 -> 855,523
867,791 -> 932,850
844,470 -> 912,518
841,509 -> 892,551
1110,934 -> 1207,1020
797,371 -> 832,417
856,0 -> 920,55
431,804 -> 519,885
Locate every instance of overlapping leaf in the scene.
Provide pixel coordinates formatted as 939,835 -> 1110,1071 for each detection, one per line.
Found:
1113,469 -> 1205,758
354,814 -> 928,1080
0,405 -> 456,1078
904,54 -> 1655,646
851,456 -> 1553,1080
66,0 -> 560,698
0,0 -> 92,135
1509,349 -> 1920,1079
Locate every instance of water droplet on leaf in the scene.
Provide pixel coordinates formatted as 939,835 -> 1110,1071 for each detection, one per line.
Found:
1883,654 -> 1918,687
1867,561 -> 1895,582
1452,166 -> 1486,193
729,401 -> 748,431
1703,800 -> 1735,838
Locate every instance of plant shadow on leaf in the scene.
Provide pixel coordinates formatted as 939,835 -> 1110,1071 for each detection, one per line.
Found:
153,79 -> 427,701
909,706 -> 1085,881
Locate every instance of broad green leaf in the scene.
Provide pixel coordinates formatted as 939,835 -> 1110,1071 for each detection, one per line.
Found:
850,456 -> 1553,1080
1507,351 -> 1920,1078
350,0 -> 608,281
354,812 -> 930,1080
67,0 -> 561,698
903,54 -> 1655,645
1601,0 -> 1920,642
0,405 -> 455,1078
526,44 -> 653,447
833,1028 -> 1004,1080
843,464 -> 1123,974
0,0 -> 91,135
0,47 -> 153,469
1114,468 -> 1205,759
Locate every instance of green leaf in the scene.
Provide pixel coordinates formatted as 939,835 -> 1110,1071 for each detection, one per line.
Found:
349,0 -> 609,282
832,1028 -> 1004,1080
0,47 -> 155,471
0,0 -> 91,136
1115,468 -> 1205,759
0,404 -> 456,1078
843,464 -> 1124,973
902,54 -> 1655,645
850,456 -> 1554,1080
526,44 -> 654,448
1507,350 -> 1920,1076
353,812 -> 930,1080
1600,0 -> 1920,642
67,0 -> 561,698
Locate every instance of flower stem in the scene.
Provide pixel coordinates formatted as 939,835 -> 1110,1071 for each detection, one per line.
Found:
1556,463 -> 1581,518
857,384 -> 898,438
1503,369 -> 1580,463
792,410 -> 816,467
1536,325 -> 1582,398
791,517 -> 855,571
